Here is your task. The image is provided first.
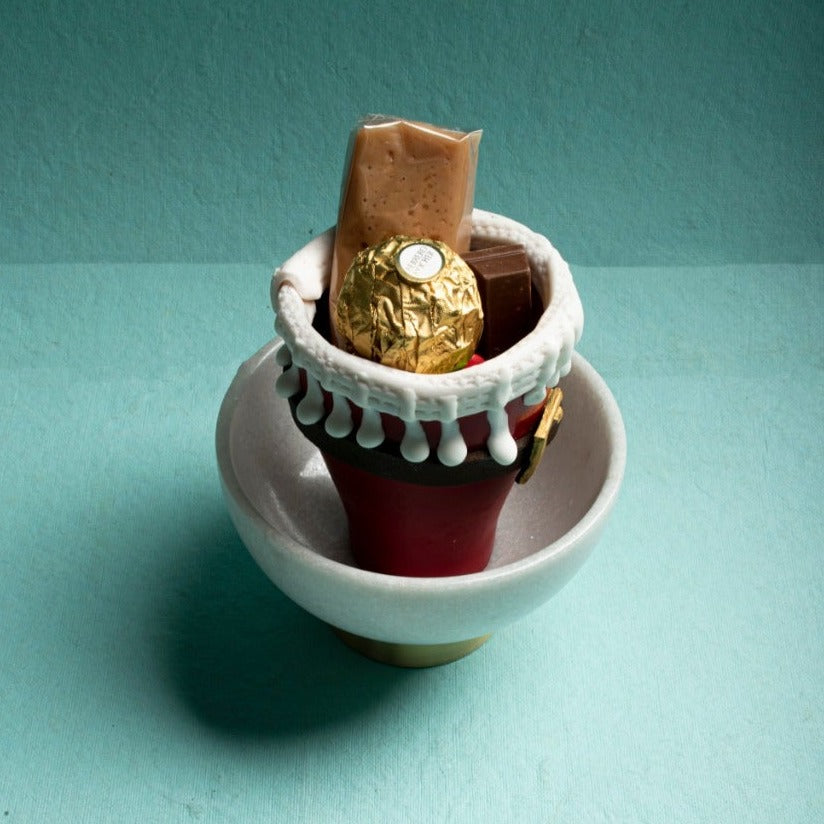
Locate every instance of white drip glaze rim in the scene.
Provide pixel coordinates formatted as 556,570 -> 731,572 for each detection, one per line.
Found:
270,209 -> 584,463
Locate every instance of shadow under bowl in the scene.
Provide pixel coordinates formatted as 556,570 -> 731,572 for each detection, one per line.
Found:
216,341 -> 626,665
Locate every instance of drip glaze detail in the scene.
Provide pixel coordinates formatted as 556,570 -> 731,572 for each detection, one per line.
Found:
296,374 -> 324,424
356,407 -> 385,449
438,419 -> 468,467
486,407 -> 518,466
400,419 -> 430,463
275,364 -> 301,398
326,392 -> 354,438
271,210 -> 583,465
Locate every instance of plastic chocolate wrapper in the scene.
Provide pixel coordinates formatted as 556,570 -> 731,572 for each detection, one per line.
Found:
335,236 -> 483,373
328,116 -> 482,344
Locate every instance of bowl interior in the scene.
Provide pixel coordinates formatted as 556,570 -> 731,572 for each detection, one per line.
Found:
228,346 -> 615,572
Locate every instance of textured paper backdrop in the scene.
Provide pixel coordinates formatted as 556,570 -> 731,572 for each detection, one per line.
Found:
1,0 -> 822,265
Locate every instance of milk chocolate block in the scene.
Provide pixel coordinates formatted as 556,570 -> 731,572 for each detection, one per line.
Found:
463,244 -> 532,358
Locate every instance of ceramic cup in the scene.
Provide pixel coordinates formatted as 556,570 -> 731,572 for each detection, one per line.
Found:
271,210 -> 584,578
290,393 -> 542,576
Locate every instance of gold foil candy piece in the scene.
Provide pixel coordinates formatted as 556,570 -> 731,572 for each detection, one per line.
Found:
335,236 -> 484,374
516,388 -> 564,484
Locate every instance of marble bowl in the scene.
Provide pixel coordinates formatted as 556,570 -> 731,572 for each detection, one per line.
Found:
216,340 -> 626,666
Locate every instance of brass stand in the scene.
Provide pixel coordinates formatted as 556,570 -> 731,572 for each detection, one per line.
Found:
333,627 -> 491,668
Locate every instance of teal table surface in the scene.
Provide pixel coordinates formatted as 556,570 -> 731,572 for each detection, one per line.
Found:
1,263 -> 821,822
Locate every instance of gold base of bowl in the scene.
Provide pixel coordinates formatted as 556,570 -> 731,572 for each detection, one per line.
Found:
332,628 -> 492,668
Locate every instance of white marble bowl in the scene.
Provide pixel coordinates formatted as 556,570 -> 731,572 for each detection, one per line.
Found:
216,340 -> 626,663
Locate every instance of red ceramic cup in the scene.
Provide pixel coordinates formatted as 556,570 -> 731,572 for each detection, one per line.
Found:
322,455 -> 521,577
272,211 -> 584,578
289,388 -> 543,577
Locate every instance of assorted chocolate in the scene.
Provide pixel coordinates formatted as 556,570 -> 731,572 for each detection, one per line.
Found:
329,116 -> 481,346
327,115 -> 543,371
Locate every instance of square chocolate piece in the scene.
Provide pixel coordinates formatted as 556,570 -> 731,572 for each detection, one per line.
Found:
463,244 -> 532,358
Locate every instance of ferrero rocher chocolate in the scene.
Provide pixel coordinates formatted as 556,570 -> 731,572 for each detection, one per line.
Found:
335,236 -> 484,374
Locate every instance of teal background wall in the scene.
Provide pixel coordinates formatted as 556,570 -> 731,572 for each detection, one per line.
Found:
2,0 -> 822,266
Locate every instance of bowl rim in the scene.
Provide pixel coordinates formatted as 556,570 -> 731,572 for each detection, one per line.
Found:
216,339 -> 627,601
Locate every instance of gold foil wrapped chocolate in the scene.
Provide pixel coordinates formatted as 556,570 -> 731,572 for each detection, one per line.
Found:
335,236 -> 484,374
